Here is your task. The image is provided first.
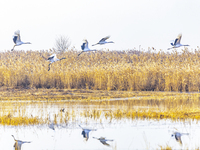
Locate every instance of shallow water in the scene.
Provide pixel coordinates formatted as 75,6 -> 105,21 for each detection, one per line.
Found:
1,119 -> 200,149
1,100 -> 200,149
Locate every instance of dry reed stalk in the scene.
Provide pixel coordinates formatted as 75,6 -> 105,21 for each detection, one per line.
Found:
0,48 -> 200,92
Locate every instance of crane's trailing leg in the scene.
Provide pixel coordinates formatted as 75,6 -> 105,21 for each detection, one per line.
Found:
11,45 -> 16,51
48,63 -> 51,71
78,51 -> 83,56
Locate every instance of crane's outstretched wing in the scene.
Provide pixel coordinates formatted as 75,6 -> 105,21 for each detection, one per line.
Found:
81,42 -> 86,50
175,135 -> 182,144
48,54 -> 56,60
99,36 -> 110,42
100,140 -> 110,146
174,33 -> 182,45
13,30 -> 21,44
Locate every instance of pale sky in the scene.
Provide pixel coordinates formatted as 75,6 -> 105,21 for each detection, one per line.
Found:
0,0 -> 200,52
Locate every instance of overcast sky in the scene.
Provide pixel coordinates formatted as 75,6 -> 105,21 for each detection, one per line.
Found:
0,0 -> 199,52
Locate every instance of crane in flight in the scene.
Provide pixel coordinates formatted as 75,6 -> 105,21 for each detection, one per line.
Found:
11,30 -> 31,51
92,36 -> 114,46
78,39 -> 96,56
42,54 -> 66,71
167,33 -> 189,50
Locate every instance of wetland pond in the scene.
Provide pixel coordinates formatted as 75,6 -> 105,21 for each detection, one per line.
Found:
1,96 -> 200,150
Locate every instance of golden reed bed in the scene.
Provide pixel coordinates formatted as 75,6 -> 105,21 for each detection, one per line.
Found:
0,48 -> 199,92
0,48 -> 200,125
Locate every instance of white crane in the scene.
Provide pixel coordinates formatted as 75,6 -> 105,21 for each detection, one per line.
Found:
42,54 -> 66,71
78,39 -> 96,56
167,33 -> 189,50
92,36 -> 114,46
171,132 -> 189,145
12,135 -> 31,150
79,125 -> 97,141
93,137 -> 113,146
11,30 -> 31,51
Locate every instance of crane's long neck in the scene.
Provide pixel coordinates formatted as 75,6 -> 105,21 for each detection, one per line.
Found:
92,43 -> 98,46
59,58 -> 66,61
88,49 -> 96,51
181,133 -> 189,135
23,42 -> 31,44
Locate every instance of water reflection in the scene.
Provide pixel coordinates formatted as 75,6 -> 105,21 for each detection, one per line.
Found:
171,132 -> 189,145
49,123 -> 55,130
93,137 -> 114,147
79,125 -> 97,141
11,135 -> 31,150
0,119 -> 198,149
0,100 -> 199,149
60,108 -> 65,112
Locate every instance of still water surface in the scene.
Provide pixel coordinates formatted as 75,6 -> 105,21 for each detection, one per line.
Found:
0,100 -> 200,150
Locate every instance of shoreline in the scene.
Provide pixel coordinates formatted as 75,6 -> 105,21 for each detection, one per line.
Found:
0,87 -> 199,101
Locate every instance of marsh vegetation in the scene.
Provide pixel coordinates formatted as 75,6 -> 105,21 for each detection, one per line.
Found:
0,48 -> 200,91
0,48 -> 200,124
1,49 -> 200,149
0,89 -> 199,125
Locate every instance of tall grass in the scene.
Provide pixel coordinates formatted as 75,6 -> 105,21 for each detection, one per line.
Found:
1,48 -> 200,91
1,92 -> 200,125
